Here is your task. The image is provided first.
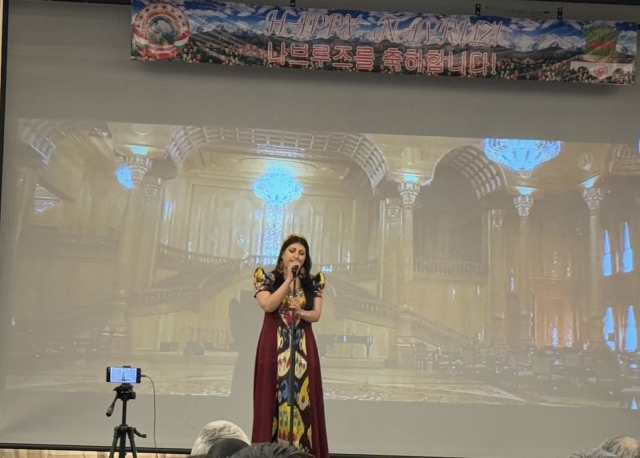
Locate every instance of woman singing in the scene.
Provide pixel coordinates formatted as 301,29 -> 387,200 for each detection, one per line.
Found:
252,234 -> 329,458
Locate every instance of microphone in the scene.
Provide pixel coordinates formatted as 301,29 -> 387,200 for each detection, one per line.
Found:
292,265 -> 299,277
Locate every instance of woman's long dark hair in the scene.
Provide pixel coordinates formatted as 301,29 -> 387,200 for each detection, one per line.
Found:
271,235 -> 315,311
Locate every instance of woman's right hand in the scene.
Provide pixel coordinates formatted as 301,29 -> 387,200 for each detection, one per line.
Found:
284,262 -> 300,282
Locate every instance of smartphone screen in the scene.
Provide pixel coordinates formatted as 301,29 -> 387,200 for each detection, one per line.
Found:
106,366 -> 141,384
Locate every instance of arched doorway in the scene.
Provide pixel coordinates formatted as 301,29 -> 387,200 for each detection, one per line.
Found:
412,146 -> 505,339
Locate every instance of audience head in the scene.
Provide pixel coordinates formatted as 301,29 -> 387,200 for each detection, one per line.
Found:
190,420 -> 250,455
207,437 -> 249,458
599,437 -> 640,458
231,442 -> 313,458
570,448 -> 621,458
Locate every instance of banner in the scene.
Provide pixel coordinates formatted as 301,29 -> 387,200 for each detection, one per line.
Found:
131,1 -> 637,85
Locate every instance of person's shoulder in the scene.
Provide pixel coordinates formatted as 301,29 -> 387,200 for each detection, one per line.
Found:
254,267 -> 275,288
311,271 -> 325,294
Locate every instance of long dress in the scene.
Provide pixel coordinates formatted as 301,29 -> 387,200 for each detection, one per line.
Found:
252,267 -> 329,458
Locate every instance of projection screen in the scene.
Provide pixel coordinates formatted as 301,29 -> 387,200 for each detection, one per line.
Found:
2,0 -> 640,457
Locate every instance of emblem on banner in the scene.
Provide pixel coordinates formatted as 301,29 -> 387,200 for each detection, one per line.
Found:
132,2 -> 190,60
592,64 -> 610,79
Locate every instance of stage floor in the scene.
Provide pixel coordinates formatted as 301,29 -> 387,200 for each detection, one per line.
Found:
4,352 -> 621,408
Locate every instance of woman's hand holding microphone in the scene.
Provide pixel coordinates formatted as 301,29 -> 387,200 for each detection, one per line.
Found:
286,260 -> 303,314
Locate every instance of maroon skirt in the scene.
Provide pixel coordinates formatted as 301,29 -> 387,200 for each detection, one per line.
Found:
252,310 -> 329,458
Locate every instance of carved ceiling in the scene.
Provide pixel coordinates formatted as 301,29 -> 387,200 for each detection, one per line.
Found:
167,127 -> 386,189
15,119 -> 640,200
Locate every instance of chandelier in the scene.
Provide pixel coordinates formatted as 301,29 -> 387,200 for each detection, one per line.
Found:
115,164 -> 134,190
115,155 -> 152,189
127,155 -> 152,185
252,165 -> 304,261
483,138 -> 562,172
252,165 -> 303,206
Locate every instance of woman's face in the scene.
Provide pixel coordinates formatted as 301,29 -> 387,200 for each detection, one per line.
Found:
281,242 -> 307,270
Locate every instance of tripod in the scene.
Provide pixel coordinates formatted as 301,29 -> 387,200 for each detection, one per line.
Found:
106,383 -> 147,458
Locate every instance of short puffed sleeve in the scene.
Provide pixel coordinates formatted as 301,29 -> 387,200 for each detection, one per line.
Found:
312,272 -> 325,298
254,267 -> 274,296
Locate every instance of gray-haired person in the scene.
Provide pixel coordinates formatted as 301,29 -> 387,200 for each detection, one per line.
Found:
570,448 -> 623,458
600,437 -> 640,458
191,420 -> 250,456
231,443 -> 313,458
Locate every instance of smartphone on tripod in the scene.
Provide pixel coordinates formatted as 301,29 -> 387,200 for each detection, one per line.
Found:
106,366 -> 141,384
105,366 -> 146,458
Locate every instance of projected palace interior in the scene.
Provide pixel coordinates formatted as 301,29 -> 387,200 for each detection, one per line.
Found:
3,119 -> 640,408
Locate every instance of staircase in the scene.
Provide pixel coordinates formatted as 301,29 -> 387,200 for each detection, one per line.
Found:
327,274 -> 468,348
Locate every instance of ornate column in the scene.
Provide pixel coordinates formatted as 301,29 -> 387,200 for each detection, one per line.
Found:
488,209 -> 508,346
514,194 -> 534,346
398,180 -> 421,300
368,135 -> 456,367
115,156 -> 151,292
583,187 -> 605,348
134,176 -> 165,290
395,181 -> 422,369
110,155 -> 152,354
380,198 -> 402,305
352,199 -> 371,269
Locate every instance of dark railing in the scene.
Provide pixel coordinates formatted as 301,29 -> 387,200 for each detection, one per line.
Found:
318,260 -> 378,275
56,233 -> 118,253
132,286 -> 201,308
21,229 -> 118,259
612,157 -> 640,174
317,334 -> 374,358
409,312 -> 468,346
414,258 -> 487,277
157,244 -> 232,269
242,254 -> 278,267
610,146 -> 640,174
335,296 -> 397,320
159,244 -> 379,281
241,256 -> 380,280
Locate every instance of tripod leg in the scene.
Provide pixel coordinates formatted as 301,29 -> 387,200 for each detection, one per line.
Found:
108,427 -> 120,458
119,426 -> 128,458
127,428 -> 138,458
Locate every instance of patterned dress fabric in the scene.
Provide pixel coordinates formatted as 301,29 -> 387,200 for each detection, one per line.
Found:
252,267 -> 329,458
